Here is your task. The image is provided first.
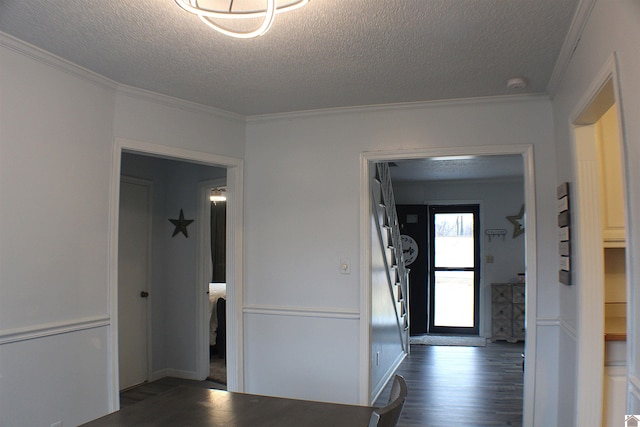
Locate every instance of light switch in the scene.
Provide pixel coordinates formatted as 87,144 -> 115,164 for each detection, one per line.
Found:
340,258 -> 351,274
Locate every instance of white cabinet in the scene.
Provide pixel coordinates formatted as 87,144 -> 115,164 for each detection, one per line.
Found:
595,97 -> 627,427
603,363 -> 626,427
596,104 -> 625,246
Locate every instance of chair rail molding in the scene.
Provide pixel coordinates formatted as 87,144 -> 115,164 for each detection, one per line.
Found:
0,315 -> 110,345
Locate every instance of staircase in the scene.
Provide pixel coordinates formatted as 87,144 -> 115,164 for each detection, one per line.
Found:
371,162 -> 410,352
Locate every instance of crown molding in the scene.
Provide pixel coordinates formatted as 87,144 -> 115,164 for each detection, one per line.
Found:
0,31 -> 245,123
546,0 -> 598,99
394,176 -> 525,186
0,31 -> 117,91
246,93 -> 549,123
2,26 -> 563,125
115,84 -> 245,122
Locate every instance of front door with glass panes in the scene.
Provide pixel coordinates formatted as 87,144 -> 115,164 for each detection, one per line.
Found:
428,205 -> 480,335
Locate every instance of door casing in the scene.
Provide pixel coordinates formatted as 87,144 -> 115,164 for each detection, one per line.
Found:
108,138 -> 244,412
360,144 -> 536,427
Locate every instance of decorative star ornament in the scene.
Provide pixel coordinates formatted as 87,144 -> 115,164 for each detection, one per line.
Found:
507,205 -> 525,238
169,209 -> 194,238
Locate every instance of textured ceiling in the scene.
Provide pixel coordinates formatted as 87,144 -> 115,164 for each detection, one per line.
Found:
0,0 -> 578,116
390,155 -> 524,182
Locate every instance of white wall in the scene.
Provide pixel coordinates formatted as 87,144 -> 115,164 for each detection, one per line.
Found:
8,6 -> 634,419
0,34 -> 244,426
550,0 -> 640,421
394,178 -> 526,337
114,89 -> 245,160
244,96 -> 560,420
0,38 -> 115,427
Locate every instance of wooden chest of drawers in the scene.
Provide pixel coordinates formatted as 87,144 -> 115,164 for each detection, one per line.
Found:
491,283 -> 525,342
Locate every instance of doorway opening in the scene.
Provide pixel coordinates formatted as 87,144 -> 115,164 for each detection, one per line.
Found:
570,58 -> 630,425
204,181 -> 228,385
360,145 -> 536,427
428,204 -> 480,335
117,177 -> 153,392
109,138 -> 244,412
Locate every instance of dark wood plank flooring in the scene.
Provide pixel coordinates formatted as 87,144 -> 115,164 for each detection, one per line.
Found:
120,342 -> 523,426
375,341 -> 525,427
120,377 -> 226,408
92,386 -> 374,427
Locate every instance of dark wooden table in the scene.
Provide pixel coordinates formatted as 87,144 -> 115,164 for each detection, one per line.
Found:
81,386 -> 375,427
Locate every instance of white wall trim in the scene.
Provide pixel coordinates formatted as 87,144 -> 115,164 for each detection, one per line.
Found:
359,154 -> 373,406
150,368 -> 199,382
571,127 -> 605,427
536,316 -> 577,340
243,305 -> 360,320
224,157 -> 244,393
568,54 -> 628,426
370,351 -> 407,404
0,31 -> 116,91
115,85 -> 245,122
559,318 -> 578,341
247,94 -> 548,123
360,144 -> 537,424
535,317 -> 561,327
0,32 -> 247,123
109,137 -> 244,411
118,138 -> 243,169
0,316 -> 110,345
630,376 -> 640,402
546,0 -> 598,98
0,29 -> 549,125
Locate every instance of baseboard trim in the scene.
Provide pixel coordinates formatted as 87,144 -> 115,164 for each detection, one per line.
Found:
410,335 -> 488,346
369,351 -> 407,405
150,368 -> 199,382
0,316 -> 110,345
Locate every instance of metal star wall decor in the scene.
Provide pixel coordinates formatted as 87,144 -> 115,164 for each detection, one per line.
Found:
169,209 -> 194,238
506,205 -> 525,238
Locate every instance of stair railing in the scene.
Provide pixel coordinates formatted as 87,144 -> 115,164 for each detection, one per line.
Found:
375,162 -> 410,350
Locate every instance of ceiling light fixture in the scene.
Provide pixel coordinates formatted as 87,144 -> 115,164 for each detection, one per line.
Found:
210,188 -> 227,203
175,0 -> 310,39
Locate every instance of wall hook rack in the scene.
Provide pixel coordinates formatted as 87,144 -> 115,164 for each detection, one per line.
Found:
485,229 -> 507,242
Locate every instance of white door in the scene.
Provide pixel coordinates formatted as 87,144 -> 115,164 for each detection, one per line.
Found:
118,179 -> 151,390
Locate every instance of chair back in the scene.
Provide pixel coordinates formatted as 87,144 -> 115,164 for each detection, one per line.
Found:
387,374 -> 405,404
368,375 -> 407,427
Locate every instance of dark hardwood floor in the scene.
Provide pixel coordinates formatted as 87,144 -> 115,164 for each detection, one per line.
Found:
375,341 -> 525,427
120,377 -> 226,408
120,341 -> 523,426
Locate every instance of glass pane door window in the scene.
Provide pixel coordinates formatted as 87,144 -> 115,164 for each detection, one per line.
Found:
433,270 -> 475,327
428,206 -> 480,335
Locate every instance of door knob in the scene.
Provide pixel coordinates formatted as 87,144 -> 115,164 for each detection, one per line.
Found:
140,291 -> 149,298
